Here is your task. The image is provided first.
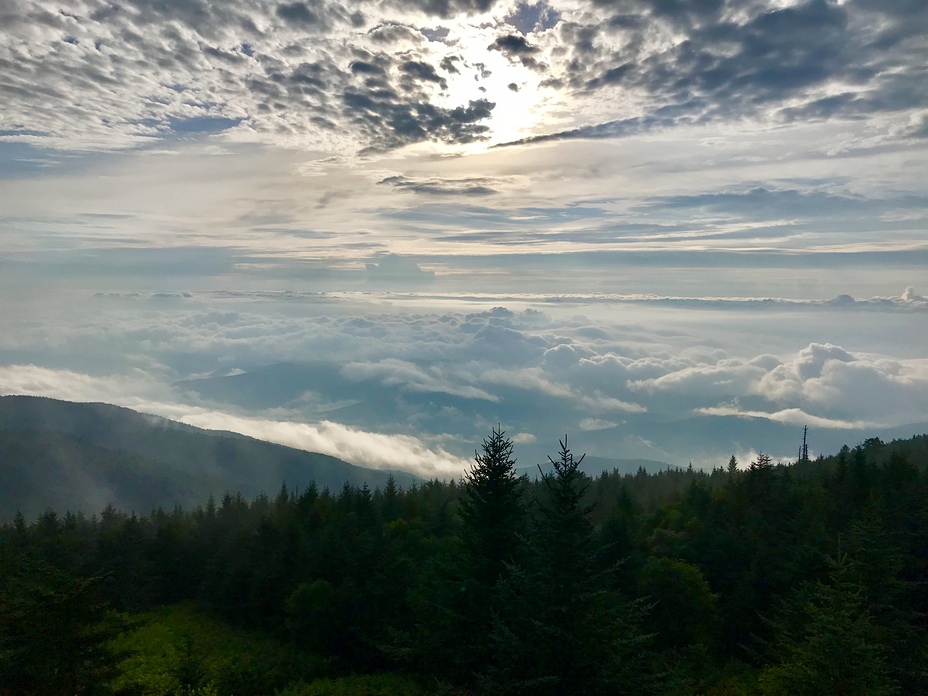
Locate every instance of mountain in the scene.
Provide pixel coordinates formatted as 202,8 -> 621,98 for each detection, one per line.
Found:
520,455 -> 673,479
173,361 -> 928,470
0,395 -> 418,521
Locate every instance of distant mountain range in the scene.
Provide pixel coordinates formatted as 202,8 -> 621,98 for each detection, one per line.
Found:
520,455 -> 674,480
174,361 -> 928,470
0,396 -> 418,521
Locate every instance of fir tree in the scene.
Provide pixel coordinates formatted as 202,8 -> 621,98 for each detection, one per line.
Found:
459,425 -> 527,593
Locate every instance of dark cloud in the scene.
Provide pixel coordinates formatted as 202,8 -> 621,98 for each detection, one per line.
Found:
488,33 -> 545,70
1,0 -> 924,156
367,21 -> 423,43
490,34 -> 539,56
421,26 -> 451,43
646,187 -> 928,221
401,60 -> 448,90
508,0 -> 926,146
439,55 -> 462,74
276,2 -> 322,25
473,62 -> 492,79
344,79 -> 495,151
495,116 -> 646,147
349,60 -> 386,76
379,175 -> 498,196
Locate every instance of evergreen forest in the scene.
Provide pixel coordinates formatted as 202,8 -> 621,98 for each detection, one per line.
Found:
2,428 -> 927,695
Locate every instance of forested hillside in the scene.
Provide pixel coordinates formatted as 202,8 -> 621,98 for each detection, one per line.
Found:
2,429 -> 926,695
0,396 -> 417,520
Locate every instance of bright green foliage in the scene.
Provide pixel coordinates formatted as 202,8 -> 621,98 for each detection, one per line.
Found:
109,604 -> 324,696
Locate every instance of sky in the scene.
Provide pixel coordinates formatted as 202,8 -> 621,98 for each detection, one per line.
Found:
1,0 -> 927,477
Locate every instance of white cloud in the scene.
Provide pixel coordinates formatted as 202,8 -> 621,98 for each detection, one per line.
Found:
0,362 -> 470,478
578,417 -> 617,431
511,431 -> 537,443
695,405 -> 878,431
176,412 -> 470,478
342,358 -> 499,401
1,292 -> 927,472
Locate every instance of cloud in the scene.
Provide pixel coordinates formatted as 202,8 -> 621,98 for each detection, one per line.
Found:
0,1 -> 504,154
0,364 -> 170,408
342,358 -> 498,401
177,412 -> 470,477
511,431 -> 537,443
365,254 -> 436,283
499,0 -> 927,146
0,362 -> 470,477
2,288 -> 927,473
390,0 -> 502,20
4,0 -> 921,158
579,417 -> 617,431
694,406 -> 877,431
488,33 -> 545,70
379,174 -> 499,196
627,341 -> 928,428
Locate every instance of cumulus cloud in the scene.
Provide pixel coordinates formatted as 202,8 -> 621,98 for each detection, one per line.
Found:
511,431 -> 537,443
1,289 -> 927,470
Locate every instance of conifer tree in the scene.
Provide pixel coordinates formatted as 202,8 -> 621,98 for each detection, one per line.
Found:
758,553 -> 898,696
459,425 -> 526,593
0,560 -> 128,695
489,437 -> 655,695
456,426 -> 528,683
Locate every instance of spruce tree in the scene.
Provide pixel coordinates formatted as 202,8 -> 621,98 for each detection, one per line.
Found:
489,437 -> 655,695
758,553 -> 898,696
456,426 -> 527,683
459,425 -> 527,593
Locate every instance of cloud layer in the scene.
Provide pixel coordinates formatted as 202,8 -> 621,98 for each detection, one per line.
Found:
1,291 -> 926,470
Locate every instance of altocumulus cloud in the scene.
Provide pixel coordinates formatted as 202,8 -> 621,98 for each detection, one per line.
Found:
2,0 -> 924,156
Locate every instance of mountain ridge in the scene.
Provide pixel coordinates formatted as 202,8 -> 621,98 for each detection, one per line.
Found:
0,395 -> 419,521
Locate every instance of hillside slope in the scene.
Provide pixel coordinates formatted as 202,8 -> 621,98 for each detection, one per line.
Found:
0,395 -> 418,520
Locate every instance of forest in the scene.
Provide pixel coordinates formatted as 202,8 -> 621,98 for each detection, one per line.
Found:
2,429 -> 927,695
